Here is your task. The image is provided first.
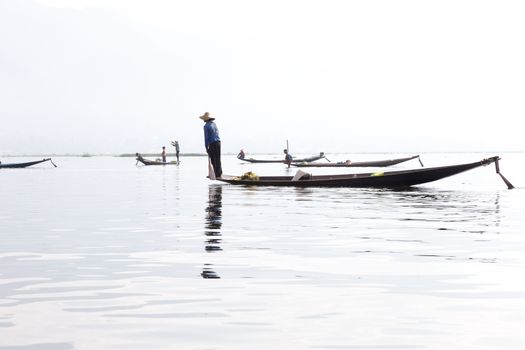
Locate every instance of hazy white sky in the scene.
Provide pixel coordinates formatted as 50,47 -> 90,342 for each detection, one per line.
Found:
1,0 -> 524,155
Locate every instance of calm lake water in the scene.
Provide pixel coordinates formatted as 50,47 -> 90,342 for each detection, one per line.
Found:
1,152 -> 524,350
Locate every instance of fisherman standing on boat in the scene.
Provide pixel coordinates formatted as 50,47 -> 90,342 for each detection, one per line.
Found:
200,112 -> 222,178
171,140 -> 180,163
161,146 -> 167,163
284,149 -> 293,168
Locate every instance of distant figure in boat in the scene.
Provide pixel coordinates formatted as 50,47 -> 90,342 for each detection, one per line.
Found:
161,146 -> 167,163
172,140 -> 180,163
337,160 -> 352,165
283,149 -> 293,168
199,112 -> 222,178
237,149 -> 245,160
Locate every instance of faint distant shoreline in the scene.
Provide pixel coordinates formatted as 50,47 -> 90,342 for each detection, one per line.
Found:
118,153 -> 207,157
1,150 -> 524,158
0,153 -> 208,157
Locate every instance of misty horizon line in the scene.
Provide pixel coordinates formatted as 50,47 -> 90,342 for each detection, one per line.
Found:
1,150 -> 523,158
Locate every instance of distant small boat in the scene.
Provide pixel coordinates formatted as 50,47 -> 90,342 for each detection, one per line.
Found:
215,156 -> 514,189
136,154 -> 179,166
292,155 -> 422,168
239,152 -> 326,164
0,158 -> 55,169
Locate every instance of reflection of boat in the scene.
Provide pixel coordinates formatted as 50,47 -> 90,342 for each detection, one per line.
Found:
0,158 -> 55,169
135,154 -> 179,166
239,152 -> 326,164
292,155 -> 422,168
215,156 -> 514,189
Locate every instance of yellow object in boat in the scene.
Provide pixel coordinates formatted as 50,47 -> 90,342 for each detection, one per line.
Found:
241,171 -> 259,180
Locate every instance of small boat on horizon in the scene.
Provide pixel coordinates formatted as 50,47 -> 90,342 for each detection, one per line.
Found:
136,153 -> 179,166
239,152 -> 326,164
292,155 -> 422,168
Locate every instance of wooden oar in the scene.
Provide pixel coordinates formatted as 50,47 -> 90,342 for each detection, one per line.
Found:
495,157 -> 514,189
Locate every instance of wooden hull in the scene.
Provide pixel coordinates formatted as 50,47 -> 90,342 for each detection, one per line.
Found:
136,156 -> 179,166
292,155 -> 421,168
239,153 -> 325,164
0,158 -> 52,169
216,157 -> 500,188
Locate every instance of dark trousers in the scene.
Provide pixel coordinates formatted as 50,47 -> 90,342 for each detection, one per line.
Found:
207,141 -> 222,177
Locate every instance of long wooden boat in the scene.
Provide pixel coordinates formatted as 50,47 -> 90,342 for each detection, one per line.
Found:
292,155 -> 422,168
215,156 -> 514,189
239,152 -> 326,164
0,158 -> 55,169
136,154 -> 179,166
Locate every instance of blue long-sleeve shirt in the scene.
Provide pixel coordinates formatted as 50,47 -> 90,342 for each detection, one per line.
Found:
203,121 -> 220,149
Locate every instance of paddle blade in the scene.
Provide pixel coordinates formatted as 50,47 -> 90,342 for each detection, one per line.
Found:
499,173 -> 515,189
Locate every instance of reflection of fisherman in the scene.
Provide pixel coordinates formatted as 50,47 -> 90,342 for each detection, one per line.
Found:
237,149 -> 245,159
283,149 -> 293,167
202,185 -> 222,279
205,185 -> 222,245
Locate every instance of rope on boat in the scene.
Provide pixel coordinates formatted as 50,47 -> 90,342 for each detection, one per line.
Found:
495,157 -> 514,189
